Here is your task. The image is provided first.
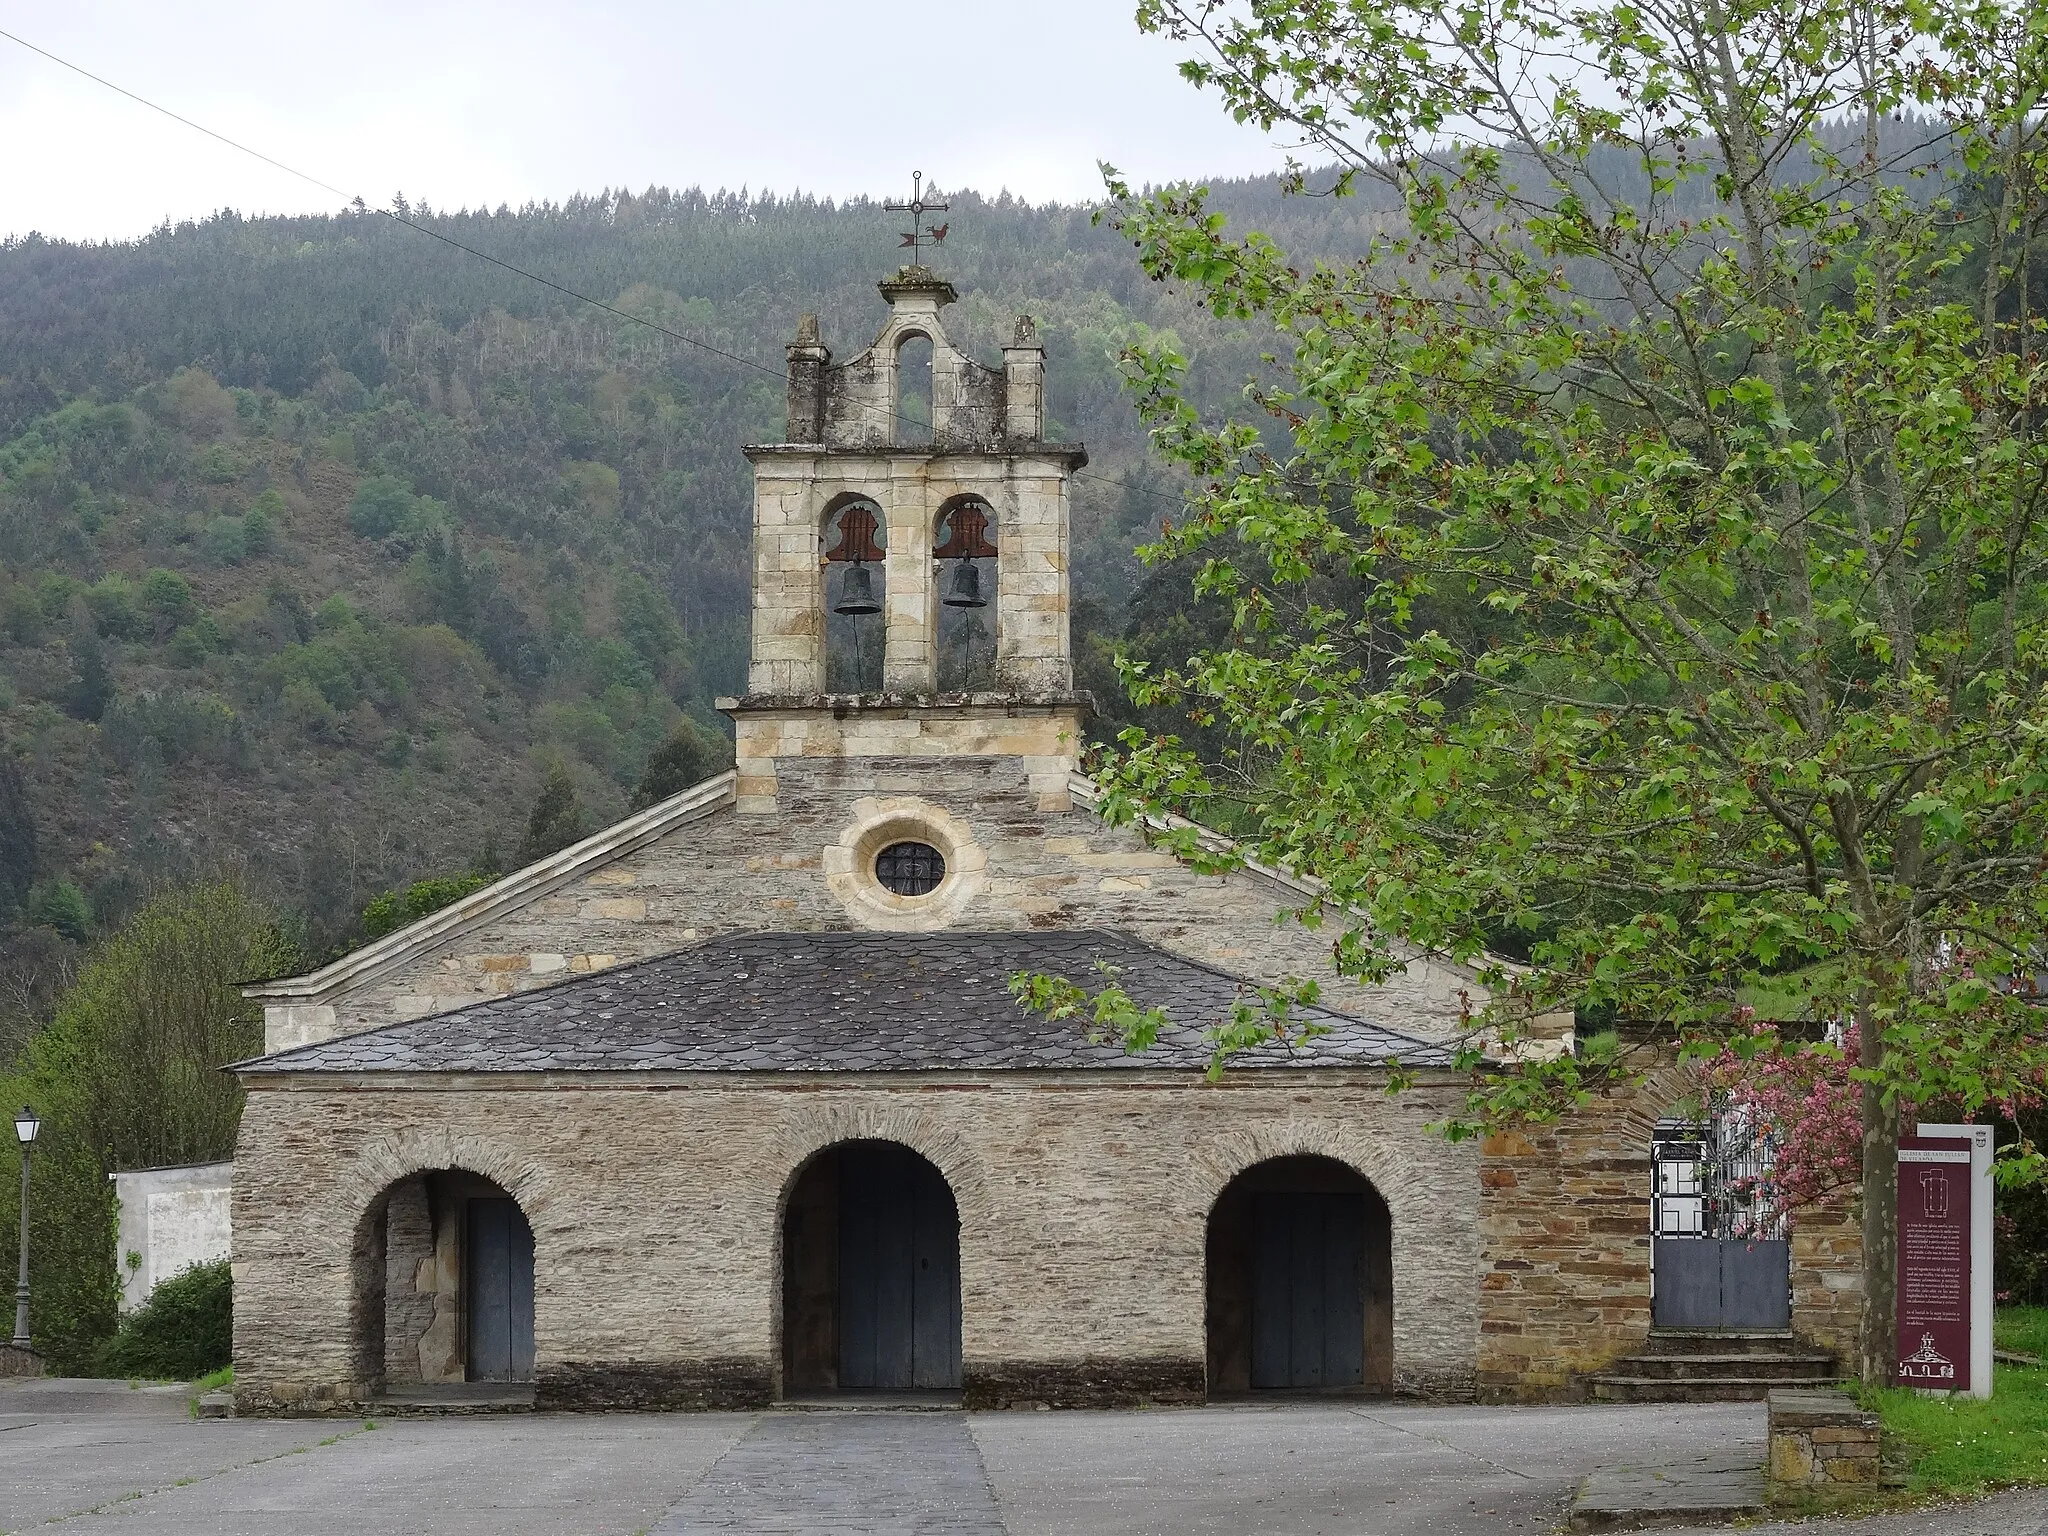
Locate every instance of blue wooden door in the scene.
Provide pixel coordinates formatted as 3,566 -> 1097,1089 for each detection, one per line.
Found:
838,1145 -> 960,1390
468,1197 -> 536,1383
1251,1193 -> 1365,1389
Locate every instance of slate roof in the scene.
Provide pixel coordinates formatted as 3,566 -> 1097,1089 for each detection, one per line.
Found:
239,929 -> 1453,1075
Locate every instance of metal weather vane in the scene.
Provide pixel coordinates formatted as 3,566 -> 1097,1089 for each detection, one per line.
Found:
887,171 -> 949,258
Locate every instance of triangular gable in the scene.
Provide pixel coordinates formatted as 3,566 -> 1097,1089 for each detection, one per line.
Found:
244,770 -> 735,1008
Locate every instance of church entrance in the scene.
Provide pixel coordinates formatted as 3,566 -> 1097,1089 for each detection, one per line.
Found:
466,1197 -> 536,1383
782,1141 -> 962,1394
1206,1156 -> 1393,1394
349,1170 -> 537,1397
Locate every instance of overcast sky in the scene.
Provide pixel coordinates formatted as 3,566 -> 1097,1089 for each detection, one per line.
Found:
0,1 -> 1292,243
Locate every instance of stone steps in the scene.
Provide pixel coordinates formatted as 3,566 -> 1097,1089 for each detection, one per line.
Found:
1591,1374 -> 1841,1404
1587,1330 -> 1843,1403
1613,1351 -> 1836,1382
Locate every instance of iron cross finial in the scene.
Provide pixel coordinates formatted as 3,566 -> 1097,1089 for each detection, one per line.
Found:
886,171 -> 950,257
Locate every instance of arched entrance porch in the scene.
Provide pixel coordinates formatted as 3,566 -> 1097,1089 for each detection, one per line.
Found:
350,1169 -> 535,1396
781,1140 -> 962,1394
1206,1155 -> 1393,1394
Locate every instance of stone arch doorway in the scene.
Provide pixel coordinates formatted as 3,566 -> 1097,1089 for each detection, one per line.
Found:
350,1169 -> 536,1395
1206,1155 -> 1392,1394
781,1140 -> 962,1394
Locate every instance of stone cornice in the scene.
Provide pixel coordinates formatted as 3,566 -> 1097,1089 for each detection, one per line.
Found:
719,691 -> 1093,717
242,771 -> 737,1006
235,1066 -> 1475,1091
741,441 -> 1089,469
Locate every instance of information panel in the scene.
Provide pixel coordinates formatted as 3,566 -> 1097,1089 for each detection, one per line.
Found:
1896,1134 -> 1974,1392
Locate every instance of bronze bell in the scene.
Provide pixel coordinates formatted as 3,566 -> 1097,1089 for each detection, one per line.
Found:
834,562 -> 881,616
942,559 -> 986,608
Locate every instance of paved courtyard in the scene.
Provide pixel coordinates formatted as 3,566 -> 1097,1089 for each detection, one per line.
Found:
4,1377 -> 2045,1535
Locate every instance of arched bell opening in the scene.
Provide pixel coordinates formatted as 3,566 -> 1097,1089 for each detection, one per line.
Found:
781,1140 -> 962,1396
822,495 -> 887,693
1205,1155 -> 1392,1395
894,332 -> 934,446
933,495 -> 998,692
349,1168 -> 536,1397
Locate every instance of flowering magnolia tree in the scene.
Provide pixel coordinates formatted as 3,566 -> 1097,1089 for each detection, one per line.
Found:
1057,0 -> 2048,1383
1708,1021 -> 1865,1217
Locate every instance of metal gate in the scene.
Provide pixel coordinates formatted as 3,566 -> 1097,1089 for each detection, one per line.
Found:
1650,1108 -> 1791,1330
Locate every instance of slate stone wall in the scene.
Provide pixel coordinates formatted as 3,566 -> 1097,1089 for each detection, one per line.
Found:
314,755 -> 1479,1046
230,1071 -> 1482,1412
1475,1080 -> 1669,1401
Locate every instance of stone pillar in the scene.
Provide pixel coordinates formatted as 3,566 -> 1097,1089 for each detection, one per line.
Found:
1790,1192 -> 1863,1362
882,480 -> 935,692
1768,1390 -> 1881,1487
1003,318 -> 1045,441
785,316 -> 829,444
995,468 -> 1072,692
746,475 -> 824,696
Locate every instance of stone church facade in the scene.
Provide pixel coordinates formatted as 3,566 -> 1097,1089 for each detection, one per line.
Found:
229,268 -> 1861,1414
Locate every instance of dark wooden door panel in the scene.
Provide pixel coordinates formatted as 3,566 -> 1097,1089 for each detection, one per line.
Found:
839,1145 -> 961,1392
1252,1193 -> 1365,1390
467,1197 -> 536,1383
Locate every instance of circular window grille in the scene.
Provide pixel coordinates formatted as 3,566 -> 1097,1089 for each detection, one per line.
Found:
874,840 -> 946,897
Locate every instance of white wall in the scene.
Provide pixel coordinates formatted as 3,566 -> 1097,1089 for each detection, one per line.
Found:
111,1161 -> 233,1313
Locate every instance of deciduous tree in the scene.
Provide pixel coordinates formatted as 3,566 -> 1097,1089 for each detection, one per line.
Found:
1085,0 -> 2048,1383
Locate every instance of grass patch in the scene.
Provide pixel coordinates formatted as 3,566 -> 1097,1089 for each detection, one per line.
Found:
1866,1361 -> 2048,1495
1996,1307 -> 2048,1360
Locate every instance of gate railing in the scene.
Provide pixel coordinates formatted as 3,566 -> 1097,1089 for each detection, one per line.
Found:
1651,1099 -> 1788,1243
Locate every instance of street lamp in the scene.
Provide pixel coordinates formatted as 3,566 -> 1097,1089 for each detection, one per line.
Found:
13,1105 -> 37,1351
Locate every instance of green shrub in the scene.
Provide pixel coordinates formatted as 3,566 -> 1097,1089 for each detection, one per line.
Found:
95,1260 -> 232,1380
348,478 -> 446,542
142,569 -> 196,627
202,515 -> 248,565
24,879 -> 91,942
360,871 -> 491,941
85,575 -> 142,639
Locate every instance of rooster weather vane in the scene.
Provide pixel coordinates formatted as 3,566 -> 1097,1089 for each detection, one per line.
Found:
887,171 -> 948,256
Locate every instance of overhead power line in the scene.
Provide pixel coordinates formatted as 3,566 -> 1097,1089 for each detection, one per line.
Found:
0,25 -> 1185,511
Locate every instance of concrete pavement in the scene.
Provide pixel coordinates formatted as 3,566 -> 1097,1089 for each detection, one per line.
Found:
4,1376 -> 2044,1534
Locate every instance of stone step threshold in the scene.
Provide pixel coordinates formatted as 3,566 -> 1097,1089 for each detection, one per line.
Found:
1591,1376 -> 1841,1403
1639,1329 -> 1805,1354
1604,1356 -> 1838,1384
1568,1451 -> 1766,1532
776,1391 -> 965,1412
374,1383 -> 537,1414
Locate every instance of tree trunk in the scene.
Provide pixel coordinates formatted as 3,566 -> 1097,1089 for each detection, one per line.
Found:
1856,1019 -> 1900,1386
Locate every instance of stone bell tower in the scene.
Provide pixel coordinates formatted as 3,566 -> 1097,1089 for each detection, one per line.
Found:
722,266 -> 1091,816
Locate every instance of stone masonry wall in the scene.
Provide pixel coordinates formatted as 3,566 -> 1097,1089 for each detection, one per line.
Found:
232,1071 -> 1482,1412
312,755 -> 1480,1044
1475,1073 -> 1675,1400
1478,1063 -> 1863,1398
1790,1193 -> 1863,1361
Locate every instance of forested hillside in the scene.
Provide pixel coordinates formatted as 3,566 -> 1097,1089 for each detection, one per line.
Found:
0,177 -> 1380,1023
